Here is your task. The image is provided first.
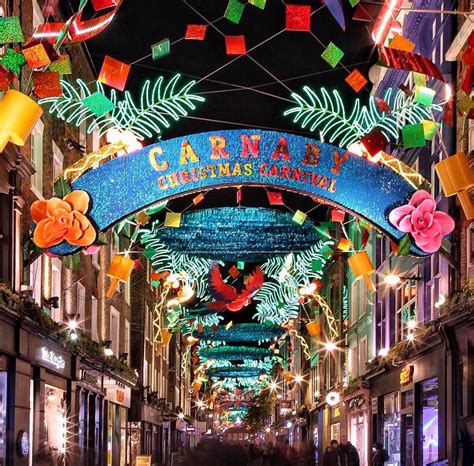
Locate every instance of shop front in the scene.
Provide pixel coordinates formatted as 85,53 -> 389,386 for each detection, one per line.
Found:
104,375 -> 132,466
76,360 -> 105,465
367,343 -> 446,466
129,399 -> 165,465
344,389 -> 369,466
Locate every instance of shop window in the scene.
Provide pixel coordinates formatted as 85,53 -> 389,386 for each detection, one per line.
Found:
383,392 -> 400,466
421,378 -> 439,464
44,385 -> 67,460
91,296 -> 98,341
31,120 -> 44,198
52,141 -> 64,179
0,372 -> 7,465
76,282 -> 86,327
350,344 -> 358,377
351,279 -> 368,324
30,256 -> 42,305
360,337 -> 367,375
110,306 -> 120,356
51,258 -> 62,322
395,275 -> 417,342
401,390 -> 414,409
467,223 -> 474,281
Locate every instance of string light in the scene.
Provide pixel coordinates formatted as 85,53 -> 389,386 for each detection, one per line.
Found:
407,320 -> 417,330
294,374 -> 304,384
378,347 -> 389,357
323,341 -> 337,352
384,273 -> 401,286
407,333 -> 415,342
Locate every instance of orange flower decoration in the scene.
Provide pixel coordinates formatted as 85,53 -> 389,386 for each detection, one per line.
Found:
31,190 -> 96,248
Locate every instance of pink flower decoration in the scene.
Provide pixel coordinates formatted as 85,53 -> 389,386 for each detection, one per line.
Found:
389,190 -> 455,253
83,244 -> 101,255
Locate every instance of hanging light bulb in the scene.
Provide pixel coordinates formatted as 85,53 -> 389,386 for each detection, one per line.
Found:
324,341 -> 337,352
384,273 -> 401,286
378,347 -> 389,357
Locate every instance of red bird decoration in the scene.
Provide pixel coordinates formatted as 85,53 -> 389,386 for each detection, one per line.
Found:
208,265 -> 264,312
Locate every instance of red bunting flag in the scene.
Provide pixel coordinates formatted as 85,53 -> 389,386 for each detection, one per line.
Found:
267,191 -> 284,205
378,47 -> 445,82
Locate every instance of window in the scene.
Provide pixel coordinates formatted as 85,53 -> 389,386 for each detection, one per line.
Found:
395,275 -> 417,341
360,337 -> 367,375
144,305 -> 150,342
0,372 -> 7,464
351,278 -> 367,323
52,141 -> 64,179
124,319 -> 130,363
350,344 -> 358,377
430,152 -> 442,199
143,359 -> 148,386
30,256 -> 42,305
110,306 -> 120,356
51,258 -> 62,322
91,296 -> 98,341
76,282 -> 86,327
468,223 -> 474,280
92,129 -> 101,152
124,279 -> 130,305
31,120 -> 44,197
421,378 -> 439,464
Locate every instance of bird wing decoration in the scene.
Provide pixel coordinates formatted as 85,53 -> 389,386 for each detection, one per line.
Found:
209,265 -> 238,302
208,265 -> 265,312
245,266 -> 264,298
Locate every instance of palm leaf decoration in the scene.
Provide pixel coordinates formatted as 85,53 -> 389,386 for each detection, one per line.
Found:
284,87 -> 442,148
38,75 -> 204,140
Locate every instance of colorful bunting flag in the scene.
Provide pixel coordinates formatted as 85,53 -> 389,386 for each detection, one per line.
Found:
375,97 -> 391,113
345,68 -> 367,92
237,261 -> 245,270
402,123 -> 426,148
337,238 -> 352,251
22,43 -> 54,69
225,0 -> 245,24
98,55 -> 131,91
49,54 -> 72,75
225,35 -> 246,55
285,4 -> 311,31
228,265 -> 240,278
292,210 -> 307,225
421,120 -> 439,141
1,48 -> 26,74
267,191 -> 284,205
32,71 -> 62,98
413,72 -> 427,86
331,209 -> 345,222
0,66 -> 14,91
152,39 -> 171,60
91,0 -> 117,11
82,91 -> 115,117
185,24 -> 207,40
360,128 -> 388,156
389,34 -> 415,52
249,0 -> 266,9
413,85 -> 435,106
321,42 -> 344,68
0,17 -> 24,44
192,193 -> 205,205
164,212 -> 182,228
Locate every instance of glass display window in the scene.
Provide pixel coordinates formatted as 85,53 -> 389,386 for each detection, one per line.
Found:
44,385 -> 67,465
383,392 -> 400,466
421,378 -> 439,465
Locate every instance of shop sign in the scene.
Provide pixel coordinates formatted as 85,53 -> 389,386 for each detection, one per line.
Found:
39,347 -> 66,371
348,396 -> 366,412
103,376 -> 131,408
400,365 -> 414,386
16,430 -> 29,457
279,400 -> 292,409
186,426 -> 195,433
51,129 -> 423,256
80,369 -> 101,388
136,456 -> 152,466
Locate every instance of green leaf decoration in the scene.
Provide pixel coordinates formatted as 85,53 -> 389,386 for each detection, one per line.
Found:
38,75 -> 205,140
64,254 -> 81,271
97,232 -> 108,245
284,87 -> 442,148
397,234 -> 412,256
53,178 -> 72,198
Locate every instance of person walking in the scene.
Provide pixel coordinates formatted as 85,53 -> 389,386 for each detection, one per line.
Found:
338,435 -> 360,466
372,442 -> 389,466
323,440 -> 340,466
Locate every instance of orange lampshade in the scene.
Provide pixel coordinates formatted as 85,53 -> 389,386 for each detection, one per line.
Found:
193,380 -> 202,392
106,254 -> 135,297
0,90 -> 43,152
348,251 -> 376,293
435,153 -> 474,220
283,371 -> 294,382
306,320 -> 321,338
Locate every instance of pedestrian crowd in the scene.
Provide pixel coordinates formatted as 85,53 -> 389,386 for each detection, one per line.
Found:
322,437 -> 389,466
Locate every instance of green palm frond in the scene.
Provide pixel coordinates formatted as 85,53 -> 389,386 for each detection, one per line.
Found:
284,87 -> 442,148
39,75 -> 204,140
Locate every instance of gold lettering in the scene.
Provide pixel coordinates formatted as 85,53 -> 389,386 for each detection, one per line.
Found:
218,163 -> 231,176
209,136 -> 230,159
180,141 -> 199,164
149,147 -> 168,172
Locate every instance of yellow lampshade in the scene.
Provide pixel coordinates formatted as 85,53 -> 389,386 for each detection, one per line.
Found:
161,330 -> 172,346
106,254 -> 135,297
193,380 -> 202,392
435,153 -> 474,220
0,90 -> 43,152
306,320 -> 321,338
348,251 -> 376,293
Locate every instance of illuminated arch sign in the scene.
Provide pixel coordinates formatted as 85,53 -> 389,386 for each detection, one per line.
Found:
52,129 -> 424,255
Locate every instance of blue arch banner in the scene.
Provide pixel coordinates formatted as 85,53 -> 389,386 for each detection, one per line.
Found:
52,129 -> 421,255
